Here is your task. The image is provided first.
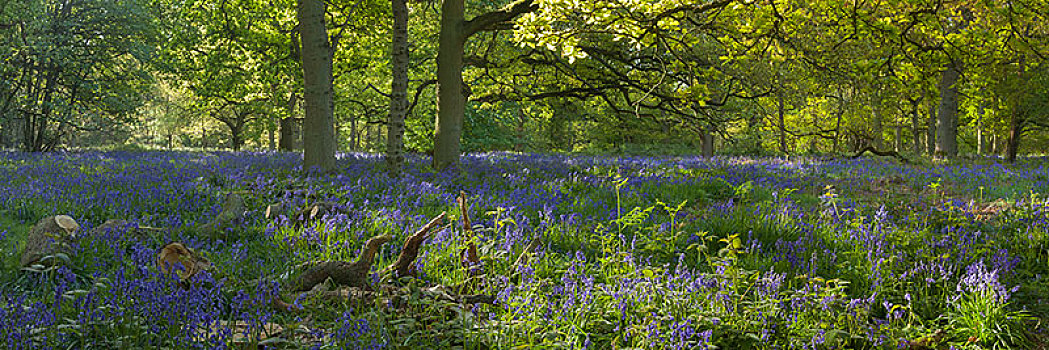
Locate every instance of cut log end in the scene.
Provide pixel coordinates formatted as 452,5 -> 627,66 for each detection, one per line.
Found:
20,215 -> 79,267
54,215 -> 80,234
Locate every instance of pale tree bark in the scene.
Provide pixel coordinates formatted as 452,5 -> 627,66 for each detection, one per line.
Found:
894,125 -> 901,152
990,132 -> 997,155
385,0 -> 409,176
975,104 -> 984,155
269,116 -> 277,149
297,0 -> 337,172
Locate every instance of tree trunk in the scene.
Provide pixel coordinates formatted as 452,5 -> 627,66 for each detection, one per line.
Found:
28,70 -> 58,152
279,117 -> 300,151
777,86 -> 788,155
975,104 -> 984,155
230,125 -> 244,150
894,125 -> 902,152
990,132 -> 997,155
934,61 -> 961,157
269,115 -> 277,150
297,0 -> 337,172
201,120 -> 207,149
701,129 -> 714,157
351,117 -> 359,151
832,100 -> 843,153
910,98 -> 922,155
385,0 -> 409,176
1006,109 -> 1022,163
870,98 -> 883,150
432,0 -> 467,170
430,0 -> 536,169
926,102 -> 936,155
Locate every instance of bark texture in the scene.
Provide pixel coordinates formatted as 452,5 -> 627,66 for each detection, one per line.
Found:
431,0 -> 537,170
387,212 -> 446,277
279,117 -> 301,151
291,235 -> 393,292
297,0 -> 337,172
935,61 -> 961,157
701,130 -> 714,157
1006,109 -> 1023,163
432,0 -> 467,170
386,0 -> 409,176
910,98 -> 922,155
926,103 -> 937,155
21,215 -> 79,267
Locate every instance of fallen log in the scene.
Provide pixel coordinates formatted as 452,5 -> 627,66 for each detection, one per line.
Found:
850,146 -> 911,164
289,235 -> 393,292
386,212 -> 447,278
272,210 -> 508,314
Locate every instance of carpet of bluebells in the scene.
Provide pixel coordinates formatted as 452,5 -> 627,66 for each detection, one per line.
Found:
0,151 -> 1048,349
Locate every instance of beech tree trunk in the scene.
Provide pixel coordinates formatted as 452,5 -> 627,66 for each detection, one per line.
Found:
926,103 -> 936,155
935,61 -> 961,157
777,86 -> 788,154
894,125 -> 902,152
297,0 -> 337,172
975,104 -> 985,155
701,129 -> 714,157
431,0 -> 536,170
432,0 -> 467,170
230,125 -> 244,150
279,117 -> 300,151
990,132 -> 997,155
832,100 -> 843,153
1006,109 -> 1023,163
911,98 -> 922,155
2,116 -> 24,150
870,94 -> 883,150
385,0 -> 409,176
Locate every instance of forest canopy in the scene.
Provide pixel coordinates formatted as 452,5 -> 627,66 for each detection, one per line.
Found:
1,0 -> 1048,164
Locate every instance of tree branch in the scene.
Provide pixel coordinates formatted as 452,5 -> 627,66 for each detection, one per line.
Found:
463,0 -> 537,38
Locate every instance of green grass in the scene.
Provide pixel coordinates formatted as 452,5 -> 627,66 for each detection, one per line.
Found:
0,211 -> 31,270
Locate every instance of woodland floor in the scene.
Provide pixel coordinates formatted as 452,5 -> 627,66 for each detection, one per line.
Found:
1,151 -> 1048,349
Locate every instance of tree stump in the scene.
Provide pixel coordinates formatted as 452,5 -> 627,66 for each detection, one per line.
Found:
21,215 -> 79,267
198,193 -> 245,239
